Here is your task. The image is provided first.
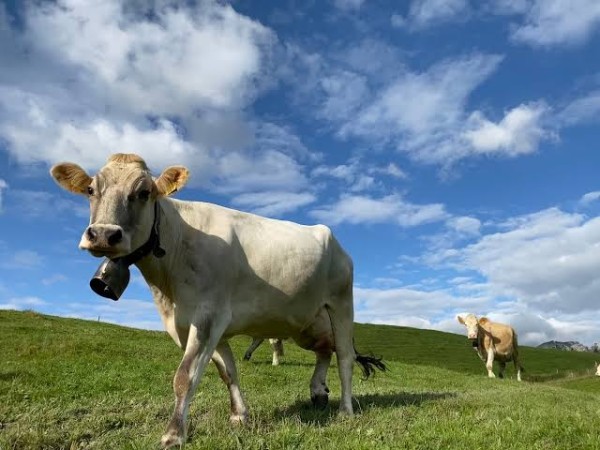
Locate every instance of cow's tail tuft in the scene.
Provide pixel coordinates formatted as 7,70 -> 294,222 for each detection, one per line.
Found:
354,342 -> 387,379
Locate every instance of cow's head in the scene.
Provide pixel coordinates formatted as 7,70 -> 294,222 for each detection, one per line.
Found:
50,153 -> 189,259
457,314 -> 484,341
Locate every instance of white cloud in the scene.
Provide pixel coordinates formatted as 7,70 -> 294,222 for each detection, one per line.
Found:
213,150 -> 309,194
332,0 -> 365,11
464,103 -> 551,156
446,216 -> 481,236
310,194 -> 448,226
28,0 -> 273,115
0,296 -> 48,311
446,208 -> 600,314
9,190 -> 89,219
230,191 -> 316,217
42,274 -> 68,286
396,0 -> 471,30
0,179 -> 7,213
1,250 -> 44,269
557,90 -> 600,126
501,0 -> 600,47
579,191 -> 600,206
338,54 -> 522,165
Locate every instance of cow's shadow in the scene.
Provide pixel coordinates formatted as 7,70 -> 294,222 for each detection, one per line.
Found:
272,391 -> 456,426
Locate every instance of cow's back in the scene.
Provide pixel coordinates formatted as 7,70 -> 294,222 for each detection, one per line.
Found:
484,322 -> 516,359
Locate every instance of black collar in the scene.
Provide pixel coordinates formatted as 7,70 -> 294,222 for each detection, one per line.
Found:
118,201 -> 166,267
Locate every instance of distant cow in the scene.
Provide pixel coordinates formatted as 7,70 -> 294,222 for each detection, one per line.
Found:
244,338 -> 285,366
595,362 -> 600,377
457,314 -> 524,381
51,153 -> 385,449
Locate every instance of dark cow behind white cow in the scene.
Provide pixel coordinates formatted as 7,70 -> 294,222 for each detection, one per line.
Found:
244,338 -> 285,366
50,153 -> 385,448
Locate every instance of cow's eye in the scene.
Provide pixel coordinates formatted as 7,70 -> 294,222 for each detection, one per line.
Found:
87,186 -> 94,196
138,189 -> 151,201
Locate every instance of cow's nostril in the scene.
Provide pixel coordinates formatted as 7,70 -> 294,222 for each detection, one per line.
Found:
86,227 -> 97,242
107,229 -> 123,246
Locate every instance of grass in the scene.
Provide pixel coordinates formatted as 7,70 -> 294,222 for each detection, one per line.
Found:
1,310 -> 599,449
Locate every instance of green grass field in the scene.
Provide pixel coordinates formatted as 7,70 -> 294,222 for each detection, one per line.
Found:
1,310 -> 599,449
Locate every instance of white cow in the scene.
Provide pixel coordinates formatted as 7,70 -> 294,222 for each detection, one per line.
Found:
50,153 -> 385,448
595,362 -> 600,377
243,338 -> 285,366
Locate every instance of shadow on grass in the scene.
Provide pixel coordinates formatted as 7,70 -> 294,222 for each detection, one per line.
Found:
273,391 -> 456,426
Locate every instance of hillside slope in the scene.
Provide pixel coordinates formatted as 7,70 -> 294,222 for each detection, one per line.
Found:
1,310 -> 598,449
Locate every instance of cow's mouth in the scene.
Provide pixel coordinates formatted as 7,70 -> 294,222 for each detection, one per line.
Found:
87,248 -> 123,258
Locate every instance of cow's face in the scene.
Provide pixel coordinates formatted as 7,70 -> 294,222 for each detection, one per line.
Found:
457,314 -> 479,340
51,153 -> 188,259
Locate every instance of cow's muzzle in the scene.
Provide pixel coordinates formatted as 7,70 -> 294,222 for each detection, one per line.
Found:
90,258 -> 130,301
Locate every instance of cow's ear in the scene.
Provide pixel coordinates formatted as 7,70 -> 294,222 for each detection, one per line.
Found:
155,166 -> 189,197
50,163 -> 92,195
457,315 -> 465,325
478,317 -> 489,326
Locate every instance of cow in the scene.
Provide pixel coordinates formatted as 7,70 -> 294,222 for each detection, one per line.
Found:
595,362 -> 600,377
457,314 -> 524,381
50,153 -> 385,448
243,338 -> 285,366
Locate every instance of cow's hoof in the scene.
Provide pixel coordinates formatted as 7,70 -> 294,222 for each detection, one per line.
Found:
488,373 -> 496,379
230,412 -> 248,425
311,394 -> 329,409
243,354 -> 251,361
161,430 -> 184,449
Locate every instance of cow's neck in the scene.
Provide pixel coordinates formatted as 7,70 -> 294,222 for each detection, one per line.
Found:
135,198 -> 183,299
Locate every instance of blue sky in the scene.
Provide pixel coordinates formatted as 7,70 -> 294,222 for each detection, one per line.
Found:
1,0 -> 600,345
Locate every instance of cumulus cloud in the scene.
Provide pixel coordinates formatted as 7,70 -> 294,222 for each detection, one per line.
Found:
230,191 -> 316,217
0,179 -> 7,213
557,90 -> 600,126
498,0 -> 600,47
0,250 -> 44,269
332,0 -> 365,11
310,194 -> 448,226
464,103 -> 552,156
579,191 -> 600,206
0,296 -> 48,311
444,208 -> 600,314
393,0 -> 470,30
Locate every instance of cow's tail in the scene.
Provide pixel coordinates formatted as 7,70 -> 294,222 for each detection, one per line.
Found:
354,341 -> 387,379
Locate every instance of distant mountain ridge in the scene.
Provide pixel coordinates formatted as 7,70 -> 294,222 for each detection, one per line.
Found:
538,340 -> 599,352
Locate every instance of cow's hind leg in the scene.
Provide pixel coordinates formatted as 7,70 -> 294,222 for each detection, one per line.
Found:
326,292 -> 355,415
498,362 -> 506,379
212,341 -> 248,423
310,350 -> 332,408
243,338 -> 264,361
161,319 -> 227,449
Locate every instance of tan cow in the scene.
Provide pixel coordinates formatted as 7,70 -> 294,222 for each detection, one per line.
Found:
243,338 -> 285,366
50,153 -> 385,448
457,314 -> 524,381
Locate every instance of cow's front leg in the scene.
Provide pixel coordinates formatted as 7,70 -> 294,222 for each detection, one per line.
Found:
486,348 -> 496,378
212,341 -> 248,424
161,317 -> 228,449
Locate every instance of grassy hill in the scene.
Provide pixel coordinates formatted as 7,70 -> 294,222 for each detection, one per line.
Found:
1,310 -> 598,449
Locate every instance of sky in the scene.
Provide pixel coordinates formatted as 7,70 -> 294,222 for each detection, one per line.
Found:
1,0 -> 600,346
